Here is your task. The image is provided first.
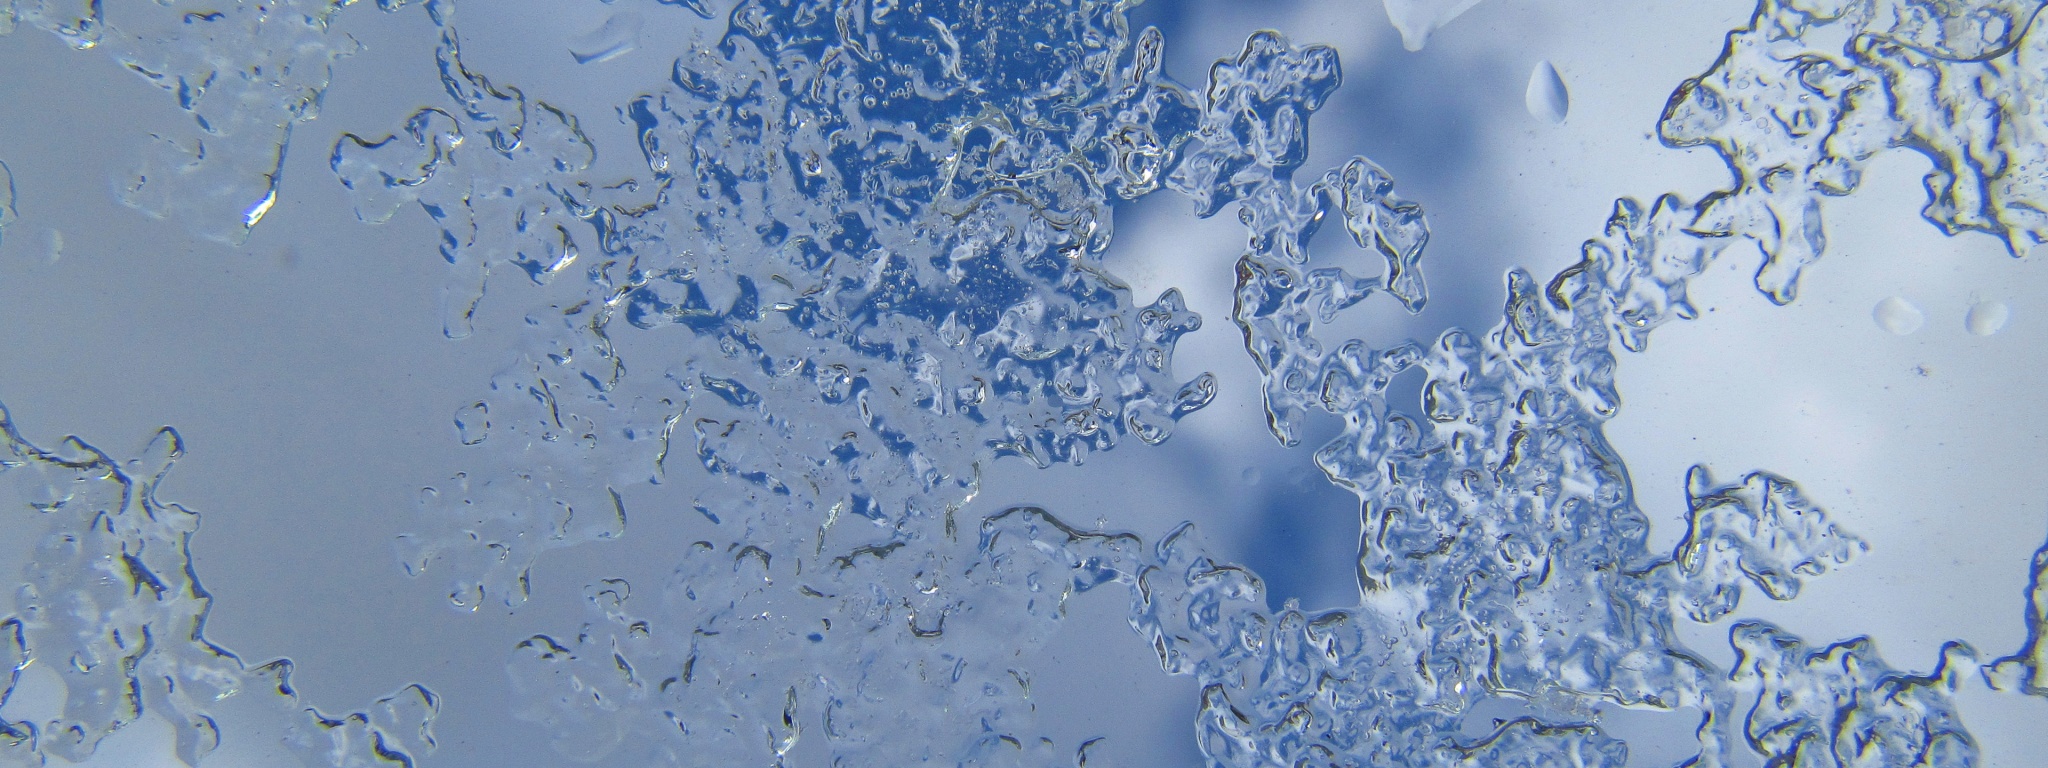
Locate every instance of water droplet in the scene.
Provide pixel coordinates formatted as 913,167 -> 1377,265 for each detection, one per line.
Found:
1241,467 -> 1262,485
1380,0 -> 1487,51
1965,301 -> 2009,336
1525,60 -> 1569,125
1872,296 -> 1924,335
568,11 -> 642,65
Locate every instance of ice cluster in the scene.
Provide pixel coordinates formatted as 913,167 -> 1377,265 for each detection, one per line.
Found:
338,0 -> 1215,759
0,405 -> 439,766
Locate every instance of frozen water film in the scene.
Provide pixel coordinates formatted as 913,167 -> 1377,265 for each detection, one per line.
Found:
2,0 -> 2046,765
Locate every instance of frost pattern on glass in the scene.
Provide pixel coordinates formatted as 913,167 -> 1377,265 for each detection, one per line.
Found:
0,404 -> 439,767
1660,0 -> 2048,303
1724,624 -> 1979,766
1058,0 -> 2048,764
1072,0 -> 2048,763
0,0 -> 407,242
314,0 -> 2048,764
336,0 -> 1216,760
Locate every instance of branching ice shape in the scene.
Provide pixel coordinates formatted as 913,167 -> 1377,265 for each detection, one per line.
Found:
318,0 -> 2048,763
1661,0 -> 2048,303
0,403 -> 438,767
1986,536 -> 2048,696
989,0 -> 2048,764
1666,467 -> 1866,624
1724,624 -> 1979,766
0,0 -> 2016,762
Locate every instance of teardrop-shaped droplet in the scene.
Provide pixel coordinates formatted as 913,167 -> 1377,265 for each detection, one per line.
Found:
1525,60 -> 1569,125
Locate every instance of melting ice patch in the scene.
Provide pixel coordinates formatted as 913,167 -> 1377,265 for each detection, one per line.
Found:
0,405 -> 439,767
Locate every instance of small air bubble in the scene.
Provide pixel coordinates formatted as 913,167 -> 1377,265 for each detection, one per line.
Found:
1872,296 -> 1923,335
1241,467 -> 1262,485
1525,61 -> 1569,125
1965,301 -> 2009,336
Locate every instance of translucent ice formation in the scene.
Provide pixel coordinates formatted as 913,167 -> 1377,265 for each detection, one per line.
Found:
1659,0 -> 2048,303
321,0 -> 2048,764
1380,0 -> 1488,51
0,404 -> 439,767
0,0 -> 395,243
1,0 -> 2030,763
1079,0 -> 2048,764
